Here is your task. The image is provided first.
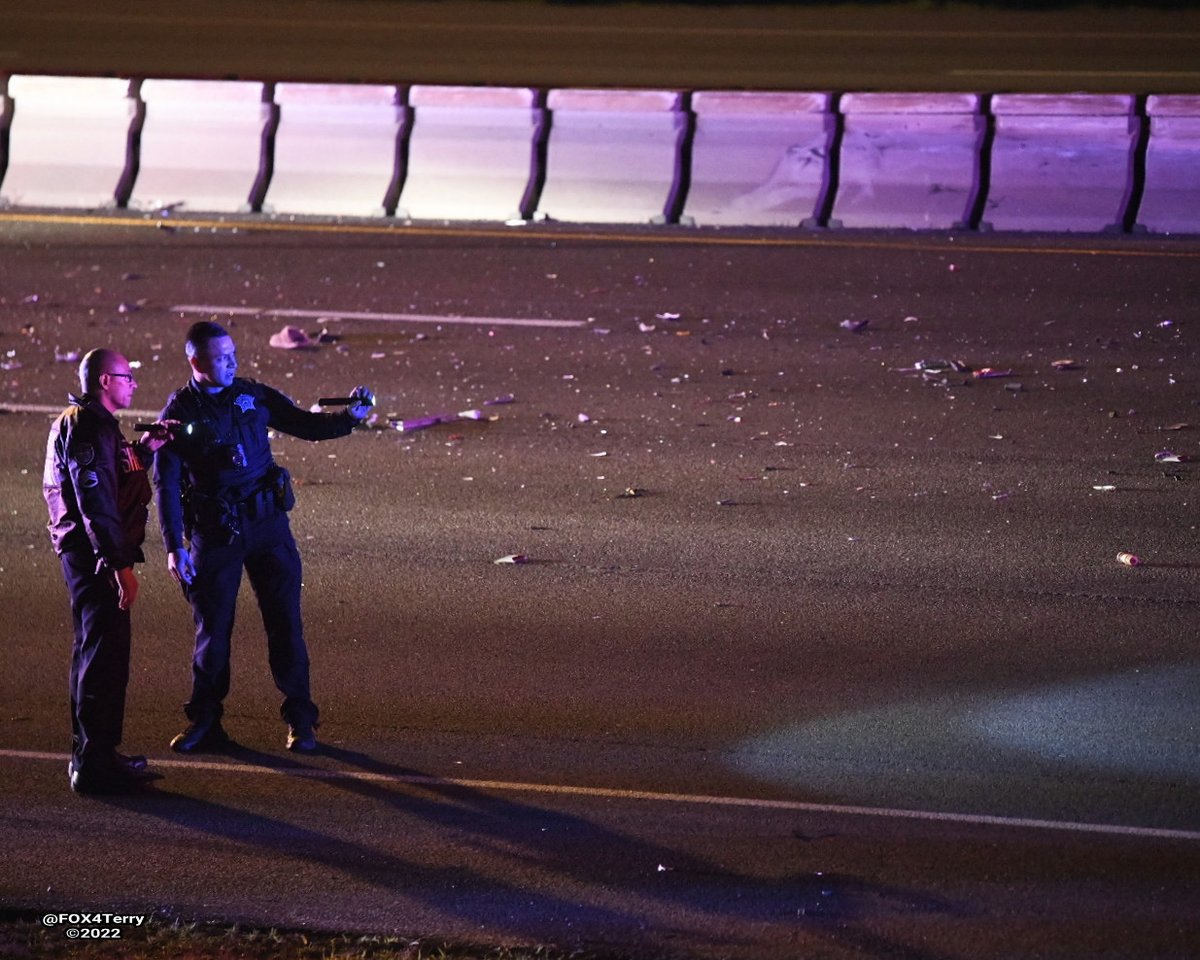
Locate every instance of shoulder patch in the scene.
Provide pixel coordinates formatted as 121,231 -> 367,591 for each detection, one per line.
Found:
73,443 -> 96,467
234,393 -> 257,413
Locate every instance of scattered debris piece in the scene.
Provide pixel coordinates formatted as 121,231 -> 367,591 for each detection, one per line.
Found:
1093,485 -> 1117,492
392,407 -> 492,432
839,319 -> 869,333
493,554 -> 528,565
268,326 -> 318,350
914,359 -> 970,374
973,367 -> 1013,379
1050,359 -> 1079,371
54,347 -> 81,363
1116,552 -> 1141,567
616,487 -> 645,499
1159,423 -> 1191,432
1154,450 -> 1188,463
655,312 -> 681,321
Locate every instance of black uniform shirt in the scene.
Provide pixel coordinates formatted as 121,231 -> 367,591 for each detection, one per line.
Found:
155,377 -> 356,552
43,392 -> 152,570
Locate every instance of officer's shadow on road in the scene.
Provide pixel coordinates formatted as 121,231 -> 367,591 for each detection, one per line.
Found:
267,742 -> 964,960
100,742 -> 961,960
109,743 -> 634,943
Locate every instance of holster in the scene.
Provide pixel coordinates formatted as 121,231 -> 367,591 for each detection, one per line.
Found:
186,489 -> 239,545
268,464 -> 296,512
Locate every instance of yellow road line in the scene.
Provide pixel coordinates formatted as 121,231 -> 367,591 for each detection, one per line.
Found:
2,211 -> 1199,259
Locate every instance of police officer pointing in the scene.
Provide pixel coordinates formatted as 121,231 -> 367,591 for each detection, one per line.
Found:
44,349 -> 175,794
155,321 -> 374,754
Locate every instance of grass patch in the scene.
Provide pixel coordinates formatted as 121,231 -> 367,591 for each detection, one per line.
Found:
0,911 -> 632,960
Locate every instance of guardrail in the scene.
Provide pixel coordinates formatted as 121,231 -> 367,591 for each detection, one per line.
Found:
0,74 -> 1196,234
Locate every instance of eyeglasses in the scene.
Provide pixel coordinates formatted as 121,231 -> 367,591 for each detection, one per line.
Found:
105,372 -> 136,382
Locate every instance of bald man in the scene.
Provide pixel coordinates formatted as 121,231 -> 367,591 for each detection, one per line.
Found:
44,349 -> 175,794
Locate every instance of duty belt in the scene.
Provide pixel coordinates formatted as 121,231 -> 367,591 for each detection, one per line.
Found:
234,486 -> 277,520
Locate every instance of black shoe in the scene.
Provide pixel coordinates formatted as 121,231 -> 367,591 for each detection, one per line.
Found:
69,760 -> 155,795
70,754 -> 157,782
115,752 -> 148,772
286,723 -> 318,753
170,719 -> 231,754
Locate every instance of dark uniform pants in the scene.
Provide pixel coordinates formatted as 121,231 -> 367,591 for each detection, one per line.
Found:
184,504 -> 318,727
61,552 -> 131,764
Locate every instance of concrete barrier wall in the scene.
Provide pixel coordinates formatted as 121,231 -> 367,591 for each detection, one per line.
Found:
683,91 -> 831,228
984,94 -> 1138,233
1,74 -> 1198,235
264,83 -> 406,218
1138,95 -> 1200,235
833,93 -> 983,229
536,89 -> 687,224
130,79 -> 273,213
399,85 -> 543,221
0,75 -> 138,209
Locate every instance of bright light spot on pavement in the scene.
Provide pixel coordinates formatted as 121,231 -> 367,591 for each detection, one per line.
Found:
971,664 -> 1200,781
728,663 -> 1200,810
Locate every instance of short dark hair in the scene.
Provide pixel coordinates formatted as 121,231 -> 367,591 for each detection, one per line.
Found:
185,321 -> 231,358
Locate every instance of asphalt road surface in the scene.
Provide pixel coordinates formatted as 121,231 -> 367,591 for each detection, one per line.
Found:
0,213 -> 1198,958
2,0 -> 1200,93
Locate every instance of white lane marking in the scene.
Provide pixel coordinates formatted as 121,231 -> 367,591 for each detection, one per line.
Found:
1,403 -> 164,419
171,305 -> 587,329
4,748 -> 1198,843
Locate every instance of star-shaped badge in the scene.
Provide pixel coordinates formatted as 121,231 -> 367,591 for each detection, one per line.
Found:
234,393 -> 256,413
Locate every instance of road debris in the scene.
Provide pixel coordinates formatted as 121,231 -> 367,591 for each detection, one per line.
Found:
392,409 -> 489,432
268,326 -> 318,350
912,359 -> 970,375
1116,552 -> 1141,567
493,554 -> 528,565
